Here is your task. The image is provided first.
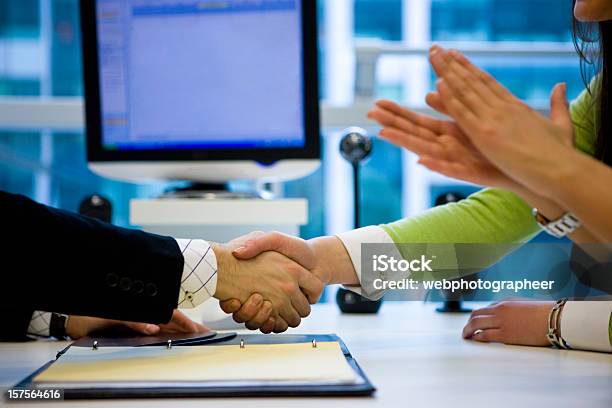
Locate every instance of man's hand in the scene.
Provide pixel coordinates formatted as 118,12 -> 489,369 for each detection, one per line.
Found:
65,310 -> 209,339
220,294 -> 278,333
213,241 -> 324,331
462,301 -> 553,346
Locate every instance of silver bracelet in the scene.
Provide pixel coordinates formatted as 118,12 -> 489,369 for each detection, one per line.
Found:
547,299 -> 571,349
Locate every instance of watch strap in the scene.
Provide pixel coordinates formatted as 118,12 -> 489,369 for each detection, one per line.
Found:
49,313 -> 69,340
533,210 -> 581,238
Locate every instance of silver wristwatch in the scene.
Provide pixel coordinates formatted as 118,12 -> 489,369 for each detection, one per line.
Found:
533,209 -> 581,238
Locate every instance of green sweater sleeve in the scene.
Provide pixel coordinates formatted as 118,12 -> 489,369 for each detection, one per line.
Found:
382,188 -> 539,244
380,188 -> 540,280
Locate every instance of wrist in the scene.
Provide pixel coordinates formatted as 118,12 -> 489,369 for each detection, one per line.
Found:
539,147 -> 583,201
509,184 -> 566,221
307,237 -> 333,285
211,244 -> 237,300
309,236 -> 358,285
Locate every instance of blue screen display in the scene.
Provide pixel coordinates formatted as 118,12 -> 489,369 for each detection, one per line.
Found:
96,0 -> 305,151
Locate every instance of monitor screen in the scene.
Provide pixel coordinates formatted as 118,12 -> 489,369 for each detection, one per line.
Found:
92,0 -> 308,153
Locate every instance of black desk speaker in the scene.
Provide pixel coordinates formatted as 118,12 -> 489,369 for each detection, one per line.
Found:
336,127 -> 382,314
79,195 -> 112,223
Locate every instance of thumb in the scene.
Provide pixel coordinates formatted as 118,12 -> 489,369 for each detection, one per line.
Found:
426,91 -> 449,116
232,232 -> 315,269
231,238 -> 270,259
220,299 -> 243,314
550,83 -> 572,131
226,230 -> 265,251
123,322 -> 161,335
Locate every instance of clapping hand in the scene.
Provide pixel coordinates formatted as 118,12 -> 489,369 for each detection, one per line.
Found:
424,45 -> 575,198
368,99 -> 518,190
368,45 -> 575,199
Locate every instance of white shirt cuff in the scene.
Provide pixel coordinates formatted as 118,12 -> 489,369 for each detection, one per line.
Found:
27,311 -> 51,338
175,239 -> 218,309
336,226 -> 400,300
561,301 -> 612,353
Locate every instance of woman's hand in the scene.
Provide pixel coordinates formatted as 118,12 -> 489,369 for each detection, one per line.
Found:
65,310 -> 209,339
463,301 -> 553,347
368,99 -> 520,191
369,88 -> 603,244
427,45 -> 577,199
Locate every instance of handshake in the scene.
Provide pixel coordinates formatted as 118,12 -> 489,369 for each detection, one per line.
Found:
211,232 -> 341,333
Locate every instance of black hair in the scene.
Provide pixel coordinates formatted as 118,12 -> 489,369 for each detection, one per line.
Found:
572,3 -> 612,165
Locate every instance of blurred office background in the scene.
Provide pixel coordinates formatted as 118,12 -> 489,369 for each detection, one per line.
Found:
0,1 -> 580,240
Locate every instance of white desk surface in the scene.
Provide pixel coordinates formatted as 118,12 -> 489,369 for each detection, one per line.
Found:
1,302 -> 611,408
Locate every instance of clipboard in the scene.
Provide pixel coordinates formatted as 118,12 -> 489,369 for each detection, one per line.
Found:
14,334 -> 375,398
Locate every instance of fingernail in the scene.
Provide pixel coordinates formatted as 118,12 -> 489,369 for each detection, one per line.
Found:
253,295 -> 263,306
430,44 -> 441,54
144,324 -> 158,334
232,246 -> 246,254
430,50 -> 444,65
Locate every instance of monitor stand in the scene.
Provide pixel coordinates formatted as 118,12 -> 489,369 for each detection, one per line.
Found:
161,183 -> 265,200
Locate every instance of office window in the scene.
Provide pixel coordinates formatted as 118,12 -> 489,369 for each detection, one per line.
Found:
428,0 -> 581,105
374,1 -> 582,106
355,0 -> 402,41
431,0 -> 572,42
51,0 -> 82,96
0,0 -> 161,225
360,138 -> 402,227
0,0 -> 40,38
0,132 -> 39,198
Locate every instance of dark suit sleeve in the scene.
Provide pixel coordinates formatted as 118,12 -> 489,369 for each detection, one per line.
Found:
0,191 -> 184,340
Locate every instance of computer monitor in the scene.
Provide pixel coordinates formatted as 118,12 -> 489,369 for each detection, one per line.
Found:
80,0 -> 320,183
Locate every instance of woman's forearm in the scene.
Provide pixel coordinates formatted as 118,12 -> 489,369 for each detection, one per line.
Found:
309,236 -> 360,285
507,184 -> 603,244
547,150 -> 612,243
303,171 -> 610,289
